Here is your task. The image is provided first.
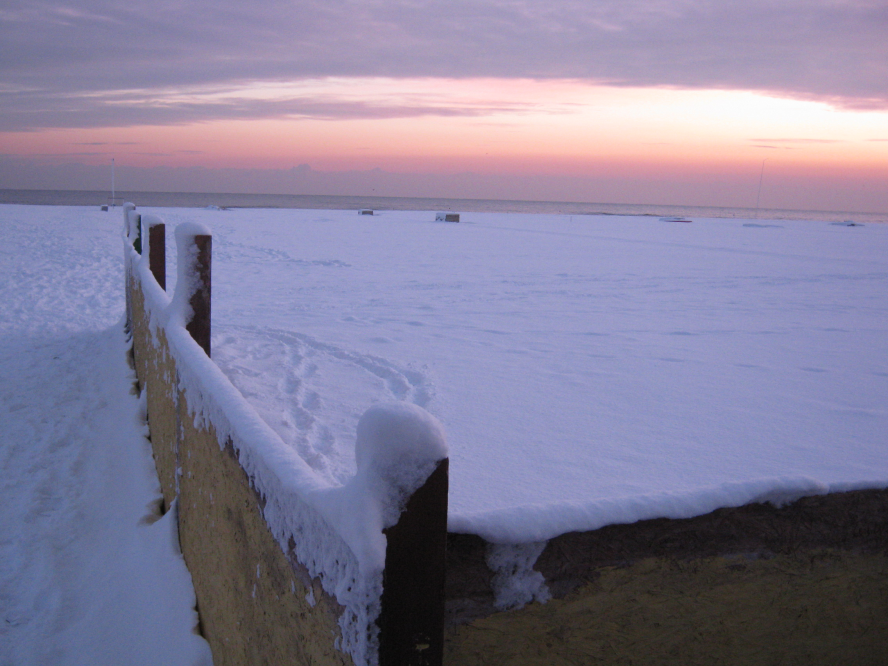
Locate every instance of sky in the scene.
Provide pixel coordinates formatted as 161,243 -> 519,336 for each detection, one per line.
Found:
1,0 -> 887,211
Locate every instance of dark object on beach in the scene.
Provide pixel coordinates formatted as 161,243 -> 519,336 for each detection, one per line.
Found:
359,209 -> 374,215
660,216 -> 692,223
436,212 -> 460,223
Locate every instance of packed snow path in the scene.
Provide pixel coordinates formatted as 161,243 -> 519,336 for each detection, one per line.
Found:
0,206 -> 211,665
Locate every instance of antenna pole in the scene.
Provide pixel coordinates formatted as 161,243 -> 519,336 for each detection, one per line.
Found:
754,158 -> 767,219
111,158 -> 116,206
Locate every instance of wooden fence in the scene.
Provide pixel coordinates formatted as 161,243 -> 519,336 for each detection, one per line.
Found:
124,205 -> 447,666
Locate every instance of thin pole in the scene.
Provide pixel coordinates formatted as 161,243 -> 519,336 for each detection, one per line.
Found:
754,158 -> 767,219
111,158 -> 116,206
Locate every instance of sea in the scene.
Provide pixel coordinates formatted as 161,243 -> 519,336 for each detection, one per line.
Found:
1,188 -> 884,224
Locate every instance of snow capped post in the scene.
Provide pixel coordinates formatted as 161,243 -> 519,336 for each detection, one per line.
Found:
141,214 -> 166,291
133,213 -> 143,254
122,203 -> 137,332
173,222 -> 212,357
123,202 -> 136,238
354,403 -> 449,666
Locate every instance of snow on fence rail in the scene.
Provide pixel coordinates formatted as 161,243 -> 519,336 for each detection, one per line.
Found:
123,204 -> 448,666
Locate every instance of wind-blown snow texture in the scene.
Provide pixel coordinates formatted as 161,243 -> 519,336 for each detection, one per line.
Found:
0,205 -> 212,664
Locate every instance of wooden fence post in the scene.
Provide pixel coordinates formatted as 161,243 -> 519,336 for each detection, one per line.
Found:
124,213 -> 133,332
123,205 -> 139,333
148,223 -> 166,291
133,213 -> 143,254
378,458 -> 449,666
184,233 -> 212,356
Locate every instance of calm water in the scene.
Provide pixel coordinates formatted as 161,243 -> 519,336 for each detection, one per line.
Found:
1,188 -> 884,224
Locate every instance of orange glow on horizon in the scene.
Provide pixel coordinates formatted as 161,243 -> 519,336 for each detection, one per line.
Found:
3,78 -> 887,203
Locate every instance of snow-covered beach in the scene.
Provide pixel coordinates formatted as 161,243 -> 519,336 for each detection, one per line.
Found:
2,202 -> 887,662
159,205 -> 887,541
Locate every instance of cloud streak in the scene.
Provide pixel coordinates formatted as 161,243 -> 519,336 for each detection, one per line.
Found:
0,81 -> 542,131
2,0 -> 886,130
750,138 -> 845,144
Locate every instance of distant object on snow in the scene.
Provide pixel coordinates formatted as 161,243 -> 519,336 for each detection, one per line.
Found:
100,205 -> 108,211
660,216 -> 692,223
359,209 -> 374,216
832,220 -> 864,227
436,212 -> 460,223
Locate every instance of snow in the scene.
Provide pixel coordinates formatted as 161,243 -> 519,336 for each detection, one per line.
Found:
486,541 -> 551,610
0,206 -> 212,664
346,402 -> 448,560
354,402 -> 448,496
2,201 -> 887,660
150,207 -> 886,544
170,220 -> 211,331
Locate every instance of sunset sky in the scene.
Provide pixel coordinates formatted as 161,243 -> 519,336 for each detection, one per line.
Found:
1,0 -> 887,211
